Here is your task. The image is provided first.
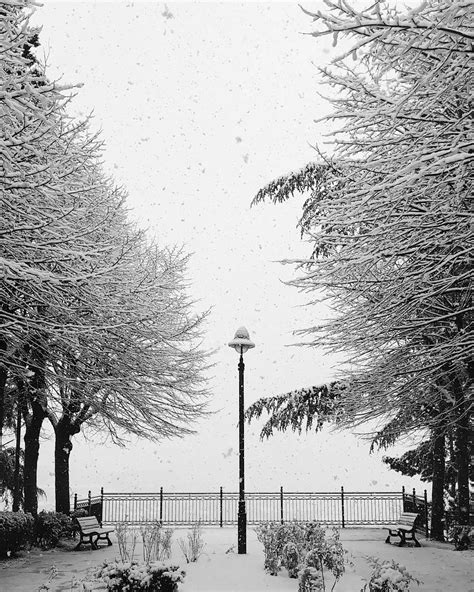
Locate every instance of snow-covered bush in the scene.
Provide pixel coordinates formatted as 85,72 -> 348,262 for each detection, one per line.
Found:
95,560 -> 185,592
282,541 -> 300,578
256,521 -> 345,589
254,522 -> 292,575
298,566 -> 324,592
362,558 -> 420,591
178,522 -> 205,563
304,549 -> 321,570
297,526 -> 345,591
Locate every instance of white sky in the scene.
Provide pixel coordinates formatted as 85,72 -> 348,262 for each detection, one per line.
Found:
30,1 -> 426,505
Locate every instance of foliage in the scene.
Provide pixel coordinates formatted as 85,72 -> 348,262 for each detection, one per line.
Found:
140,522 -> 173,563
245,383 -> 345,439
306,525 -> 345,583
382,434 -> 463,498
0,447 -> 19,507
383,442 -> 435,481
0,511 -> 34,557
298,566 -> 324,592
0,445 -> 45,510
254,521 -> 294,575
95,559 -> 185,592
178,522 -> 205,563
94,522 -> 182,591
362,558 -> 420,591
282,541 -> 300,578
34,511 -> 74,549
70,508 -> 89,519
255,521 -> 345,590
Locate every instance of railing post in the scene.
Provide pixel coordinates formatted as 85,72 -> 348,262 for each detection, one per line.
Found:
220,487 -> 223,527
280,486 -> 284,524
424,489 -> 429,539
402,486 -> 406,511
100,487 -> 104,525
74,493 -> 77,511
341,486 -> 345,528
88,490 -> 92,515
159,487 -> 163,525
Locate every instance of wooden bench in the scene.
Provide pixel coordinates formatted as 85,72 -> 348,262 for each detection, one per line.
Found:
385,512 -> 421,547
74,516 -> 114,550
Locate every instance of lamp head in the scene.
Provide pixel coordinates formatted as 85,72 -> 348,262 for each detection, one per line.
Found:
228,326 -> 255,354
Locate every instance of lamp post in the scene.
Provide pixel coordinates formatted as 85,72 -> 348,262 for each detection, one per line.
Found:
228,326 -> 255,554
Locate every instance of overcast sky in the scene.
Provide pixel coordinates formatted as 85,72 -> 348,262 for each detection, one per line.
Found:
30,1 -> 425,504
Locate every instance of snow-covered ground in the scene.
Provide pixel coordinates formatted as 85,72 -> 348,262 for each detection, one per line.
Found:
178,527 -> 473,592
1,527 -> 472,591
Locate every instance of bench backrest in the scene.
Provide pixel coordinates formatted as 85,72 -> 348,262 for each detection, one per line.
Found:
399,512 -> 419,528
76,516 -> 100,530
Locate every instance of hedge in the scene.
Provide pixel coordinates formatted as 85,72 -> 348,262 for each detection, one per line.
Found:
0,511 -> 34,557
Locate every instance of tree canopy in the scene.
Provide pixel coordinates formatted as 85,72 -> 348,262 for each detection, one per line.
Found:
1,0 -> 211,513
248,0 -> 473,528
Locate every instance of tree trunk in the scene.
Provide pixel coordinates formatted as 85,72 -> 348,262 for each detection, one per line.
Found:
454,402 -> 470,526
12,402 -> 22,512
0,336 -> 7,449
23,401 -> 45,516
447,433 -> 457,499
452,371 -> 470,526
23,338 -> 47,517
430,427 -> 445,541
54,419 -> 78,515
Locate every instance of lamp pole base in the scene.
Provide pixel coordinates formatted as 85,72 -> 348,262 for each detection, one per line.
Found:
237,501 -> 247,554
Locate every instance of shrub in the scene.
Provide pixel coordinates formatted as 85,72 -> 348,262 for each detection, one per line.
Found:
362,558 -> 420,591
282,541 -> 300,578
298,566 -> 324,592
178,522 -> 205,563
95,559 -> 185,592
70,508 -> 88,519
0,511 -> 34,557
310,526 -> 345,582
255,522 -> 285,575
297,525 -> 345,592
255,521 -> 346,590
255,522 -> 307,575
34,511 -> 74,549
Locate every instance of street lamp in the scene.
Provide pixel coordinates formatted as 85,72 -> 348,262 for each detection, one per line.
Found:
228,326 -> 255,554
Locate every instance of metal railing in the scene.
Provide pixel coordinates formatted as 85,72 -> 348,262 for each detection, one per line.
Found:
402,486 -> 430,537
74,486 -> 414,529
73,490 -> 104,524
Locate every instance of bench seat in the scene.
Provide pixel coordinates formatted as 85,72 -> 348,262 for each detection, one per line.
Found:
74,516 -> 114,550
384,512 -> 421,547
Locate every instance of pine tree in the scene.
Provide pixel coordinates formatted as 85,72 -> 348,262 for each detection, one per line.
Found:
250,0 -> 473,530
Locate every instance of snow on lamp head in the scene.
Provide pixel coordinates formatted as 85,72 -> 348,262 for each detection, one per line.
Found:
228,326 -> 255,355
